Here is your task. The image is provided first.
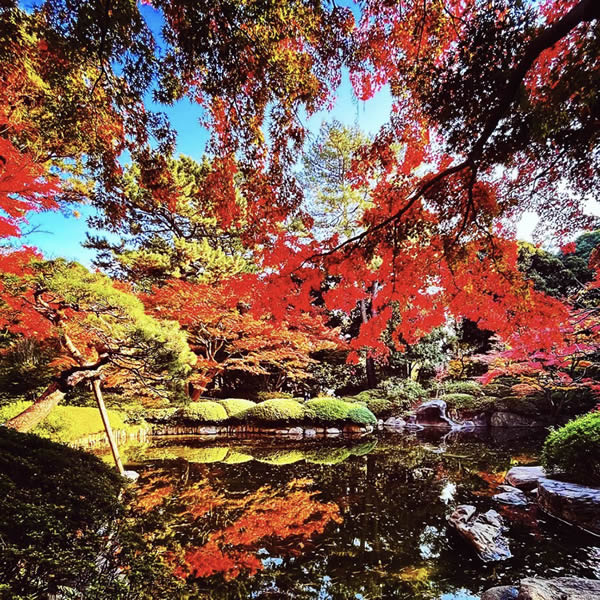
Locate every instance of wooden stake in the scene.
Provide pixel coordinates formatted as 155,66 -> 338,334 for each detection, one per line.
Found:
92,378 -> 124,475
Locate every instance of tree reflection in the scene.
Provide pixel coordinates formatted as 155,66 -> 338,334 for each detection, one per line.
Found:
132,468 -> 342,583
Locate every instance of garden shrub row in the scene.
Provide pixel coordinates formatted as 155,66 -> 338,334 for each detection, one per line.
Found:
146,396 -> 378,427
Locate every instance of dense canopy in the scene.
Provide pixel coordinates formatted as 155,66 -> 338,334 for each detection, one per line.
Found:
0,0 -> 599,416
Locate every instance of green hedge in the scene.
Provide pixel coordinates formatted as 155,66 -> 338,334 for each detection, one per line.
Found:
542,412 -> 600,485
217,398 -> 256,417
344,378 -> 423,418
304,398 -> 376,426
239,399 -> 306,423
175,401 -> 228,423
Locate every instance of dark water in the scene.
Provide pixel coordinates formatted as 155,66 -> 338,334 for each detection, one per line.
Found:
115,430 -> 600,599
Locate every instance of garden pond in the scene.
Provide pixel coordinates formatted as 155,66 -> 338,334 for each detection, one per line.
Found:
103,429 -> 600,599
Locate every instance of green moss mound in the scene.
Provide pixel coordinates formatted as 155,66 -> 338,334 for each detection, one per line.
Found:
239,399 -> 306,423
143,407 -> 178,423
176,401 -> 228,423
349,395 -> 406,419
0,402 -> 139,443
346,381 -> 417,418
542,412 -> 600,485
347,404 -> 377,426
444,381 -> 482,396
440,393 -> 495,413
305,398 -> 352,423
217,398 -> 256,417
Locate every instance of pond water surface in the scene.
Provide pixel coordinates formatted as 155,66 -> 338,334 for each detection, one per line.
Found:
112,430 -> 600,599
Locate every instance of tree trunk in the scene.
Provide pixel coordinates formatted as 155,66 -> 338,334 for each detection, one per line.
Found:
189,383 -> 203,401
4,358 -> 108,433
92,379 -> 124,475
4,382 -> 65,432
360,298 -> 377,388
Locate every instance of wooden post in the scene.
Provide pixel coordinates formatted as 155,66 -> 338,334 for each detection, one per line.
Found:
91,378 -> 124,475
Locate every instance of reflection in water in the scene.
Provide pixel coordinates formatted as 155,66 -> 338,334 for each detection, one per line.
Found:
133,468 -> 342,583
117,431 -> 599,599
439,482 -> 457,504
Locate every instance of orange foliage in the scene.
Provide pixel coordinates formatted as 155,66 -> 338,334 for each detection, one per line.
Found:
132,471 -> 342,581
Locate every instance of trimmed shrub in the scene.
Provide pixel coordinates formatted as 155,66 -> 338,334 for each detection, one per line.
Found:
144,407 -> 178,423
482,382 -> 512,397
439,393 -> 495,413
305,398 -> 352,423
444,381 -> 482,396
218,398 -> 255,418
176,401 -> 228,423
347,392 -> 410,419
304,397 -> 377,425
354,396 -> 392,417
542,412 -> 600,485
39,406 -> 138,443
354,390 -> 385,403
256,391 -> 294,401
239,399 -> 306,423
347,404 -> 377,426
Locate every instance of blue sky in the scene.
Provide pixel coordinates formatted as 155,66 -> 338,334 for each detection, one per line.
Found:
20,65 -> 394,266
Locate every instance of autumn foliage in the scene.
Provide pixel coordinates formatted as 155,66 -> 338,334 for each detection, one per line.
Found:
0,0 -> 599,424
133,469 -> 341,581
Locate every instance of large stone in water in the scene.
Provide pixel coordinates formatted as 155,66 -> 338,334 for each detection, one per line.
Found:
384,416 -> 406,429
493,485 -> 529,506
447,504 -> 511,562
480,586 -> 518,600
518,577 -> 600,600
505,466 -> 546,491
415,399 -> 453,428
482,578 -> 600,600
537,477 -> 600,537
